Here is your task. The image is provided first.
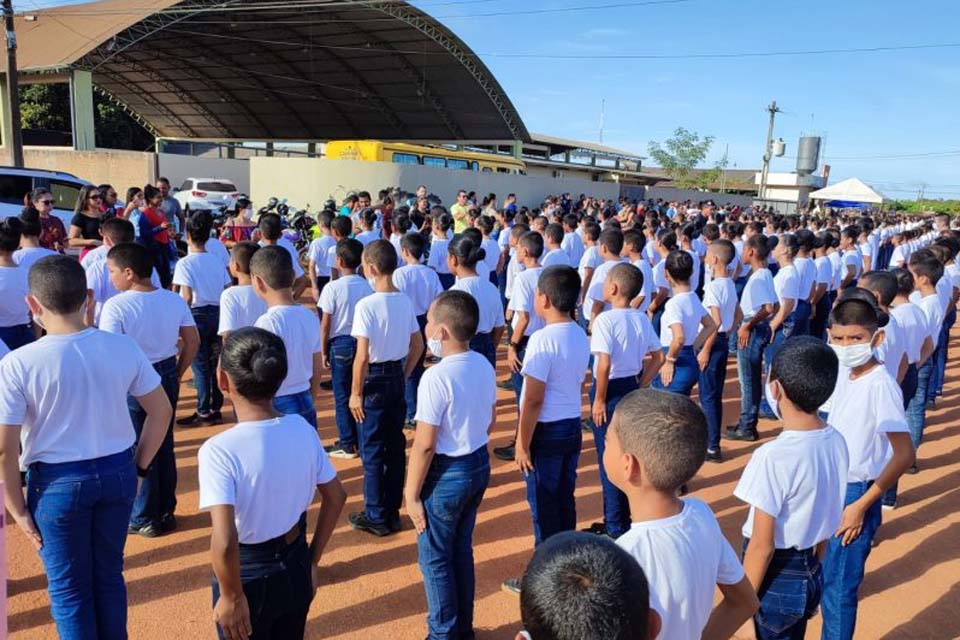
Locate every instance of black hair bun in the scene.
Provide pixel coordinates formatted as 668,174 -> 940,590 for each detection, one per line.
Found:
250,348 -> 286,381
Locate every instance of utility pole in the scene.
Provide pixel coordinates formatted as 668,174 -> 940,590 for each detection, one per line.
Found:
2,0 -> 22,167
599,98 -> 605,145
720,143 -> 729,194
758,100 -> 781,200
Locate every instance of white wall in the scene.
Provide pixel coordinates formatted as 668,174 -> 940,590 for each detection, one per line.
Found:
250,158 -> 620,210
640,186 -> 755,208
157,154 -> 250,194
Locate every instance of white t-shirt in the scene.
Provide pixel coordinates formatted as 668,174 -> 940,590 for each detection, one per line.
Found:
451,276 -> 505,334
259,238 -> 305,280
393,264 -> 443,317
218,285 -> 268,336
828,252 -> 843,291
173,252 -> 231,307
876,313 -> 907,379
481,237 -> 501,275
84,254 -> 162,326
842,249 -> 862,282
520,322 -> 589,423
584,258 -> 626,321
890,302 -> 926,364
0,328 -> 160,465
415,351 -> 496,456
827,364 -> 909,483
319,274 -> 373,339
13,246 -> 58,273
427,237 -> 451,274
591,308 -> 661,379
616,498 -> 745,640
889,245 -> 907,269
561,232 -> 585,269
203,237 -> 231,269
773,264 -> 800,306
541,248 -> 572,268
355,229 -> 379,247
659,291 -> 707,346
0,265 -> 29,326
703,277 -> 738,333
631,259 -> 655,314
577,246 -> 602,289
652,259 -> 673,299
352,291 -> 419,363
198,414 -> 336,544
740,268 -> 778,320
255,305 -> 321,397
686,249 -> 701,292
911,292 -> 946,349
735,427 -> 849,550
794,256 -> 817,301
100,289 -> 195,363
307,235 -> 336,278
814,255 -> 833,289
80,244 -> 107,270
508,267 -> 545,336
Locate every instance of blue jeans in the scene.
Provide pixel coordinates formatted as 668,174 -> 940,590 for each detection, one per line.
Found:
653,345 -> 698,396
884,363 -> 918,506
743,543 -> 823,640
821,481 -> 883,640
590,376 -> 638,538
417,447 -> 491,639
907,358 -> 933,450
27,448 -> 137,640
794,300 -> 811,337
651,306 -> 664,338
933,308 -> 955,397
0,322 -> 35,350
736,322 -> 772,433
810,294 -> 831,342
525,417 -> 582,545
273,388 -> 318,430
510,338 -> 529,408
212,515 -> 313,640
129,356 -> 179,529
329,335 -> 358,449
359,360 -> 407,526
497,258 -> 509,311
191,305 -> 223,416
469,331 -> 497,369
438,273 -> 456,290
698,334 -> 729,451
405,314 -> 428,420
760,315 -> 795,416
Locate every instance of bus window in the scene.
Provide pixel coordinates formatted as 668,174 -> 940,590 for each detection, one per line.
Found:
470,161 -> 479,171
497,167 -> 511,174
392,152 -> 420,165
447,158 -> 469,170
481,167 -> 493,173
423,156 -> 446,168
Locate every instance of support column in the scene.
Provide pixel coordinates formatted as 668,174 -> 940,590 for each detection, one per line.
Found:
511,139 -> 523,160
0,74 -> 13,160
69,69 -> 96,150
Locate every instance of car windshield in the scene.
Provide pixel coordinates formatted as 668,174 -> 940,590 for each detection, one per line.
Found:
197,181 -> 236,192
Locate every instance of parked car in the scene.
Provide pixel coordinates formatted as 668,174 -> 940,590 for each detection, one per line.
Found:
0,166 -> 90,229
173,178 -> 240,213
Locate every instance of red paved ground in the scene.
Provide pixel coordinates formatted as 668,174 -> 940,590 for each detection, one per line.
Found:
7,331 -> 960,639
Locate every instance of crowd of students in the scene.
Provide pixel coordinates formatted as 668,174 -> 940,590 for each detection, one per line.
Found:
0,185 -> 955,640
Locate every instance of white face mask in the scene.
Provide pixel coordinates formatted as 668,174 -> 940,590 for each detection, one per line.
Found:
427,331 -> 443,359
830,340 -> 874,368
764,380 -> 782,421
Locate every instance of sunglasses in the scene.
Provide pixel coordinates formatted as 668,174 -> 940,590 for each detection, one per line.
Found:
89,194 -> 102,200
39,199 -> 54,205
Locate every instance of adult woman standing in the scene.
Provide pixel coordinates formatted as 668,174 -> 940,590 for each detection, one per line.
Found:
25,188 -> 66,252
137,185 -> 173,289
68,185 -> 104,255
220,198 -> 257,248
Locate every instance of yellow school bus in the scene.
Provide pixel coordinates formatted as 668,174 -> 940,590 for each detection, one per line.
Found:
325,140 -> 526,174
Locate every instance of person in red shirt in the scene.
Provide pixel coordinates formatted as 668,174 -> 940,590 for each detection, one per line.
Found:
138,185 -> 173,288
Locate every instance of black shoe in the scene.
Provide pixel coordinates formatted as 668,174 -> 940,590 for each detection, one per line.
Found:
159,513 -> 177,533
581,522 -> 607,536
348,511 -> 392,537
582,419 -> 594,433
906,463 -> 919,475
319,380 -> 333,391
493,443 -> 515,461
705,449 -> 723,463
757,411 -> 778,421
324,442 -> 359,459
388,514 -> 402,533
496,379 -> 514,390
176,413 -> 203,427
129,523 -> 161,538
501,577 -> 522,595
203,411 -> 223,425
722,428 -> 759,442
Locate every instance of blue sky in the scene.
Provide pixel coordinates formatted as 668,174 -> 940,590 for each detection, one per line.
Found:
26,0 -> 960,199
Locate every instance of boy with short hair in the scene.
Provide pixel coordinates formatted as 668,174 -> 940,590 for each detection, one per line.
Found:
217,242 -> 268,342
327,215 -> 354,279
540,223 -> 570,268
307,210 -> 336,302
588,263 -> 663,538
504,266 -> 590,592
84,217 -> 161,327
101,242 -> 200,537
349,240 -> 425,536
576,222 -> 602,327
173,214 -> 232,426
646,229 -> 677,335
607,389 -> 758,639
251,245 -> 323,430
258,212 -> 307,297
560,213 -> 585,269
621,229 -> 655,313
404,290 -> 497,640
319,239 -> 372,459
583,229 -> 626,332
735,337 -> 849,640
905,250 -> 944,462
427,212 -> 455,289
506,231 -> 547,407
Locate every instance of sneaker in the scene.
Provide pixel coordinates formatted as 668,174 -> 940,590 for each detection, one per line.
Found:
325,442 -> 359,459
581,522 -> 607,536
176,413 -> 204,427
493,443 -> 515,462
496,379 -> 514,391
319,380 -> 333,391
582,419 -> 594,433
129,523 -> 161,538
159,513 -> 177,533
881,503 -> 896,511
705,449 -> 723,463
348,511 -> 392,537
722,428 -> 759,442
202,411 -> 223,425
501,577 -> 522,595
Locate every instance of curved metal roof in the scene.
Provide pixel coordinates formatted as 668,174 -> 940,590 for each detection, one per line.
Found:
14,0 -> 530,142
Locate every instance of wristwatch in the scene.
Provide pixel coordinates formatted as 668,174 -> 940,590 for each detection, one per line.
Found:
136,465 -> 150,478
509,341 -> 522,350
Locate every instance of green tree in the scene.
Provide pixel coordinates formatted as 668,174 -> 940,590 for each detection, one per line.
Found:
20,84 -> 71,131
647,127 -> 716,189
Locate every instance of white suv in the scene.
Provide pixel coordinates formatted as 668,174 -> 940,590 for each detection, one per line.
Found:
174,178 -> 240,213
0,167 -> 90,228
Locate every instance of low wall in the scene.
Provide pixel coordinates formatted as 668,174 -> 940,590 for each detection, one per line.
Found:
21,146 -> 156,190
641,186 -> 755,208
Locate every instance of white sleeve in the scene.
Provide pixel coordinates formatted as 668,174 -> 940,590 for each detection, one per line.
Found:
716,533 -> 746,585
351,301 -> 373,339
197,443 -> 237,509
172,260 -> 190,288
781,272 -> 800,301
586,268 -> 606,301
508,275 -> 533,313
319,283 -> 337,315
0,356 -> 27,425
178,297 -> 197,327
414,369 -> 446,427
520,336 -> 551,383
314,439 -> 337,485
874,381 -> 908,434
703,284 -> 720,311
733,448 -> 783,518
590,316 -> 614,355
99,300 -> 123,335
218,291 -> 237,334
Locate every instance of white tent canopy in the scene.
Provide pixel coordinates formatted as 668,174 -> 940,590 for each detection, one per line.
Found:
809,177 -> 886,204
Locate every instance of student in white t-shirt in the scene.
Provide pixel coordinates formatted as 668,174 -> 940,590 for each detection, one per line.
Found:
13,209 -> 58,273
540,223 -> 571,268
250,246 -> 322,430
349,240 -> 424,537
859,272 -> 909,385
621,230 -> 655,314
100,242 -> 200,537
587,263 -> 663,538
355,208 -> 380,247
476,215 -> 502,287
607,389 -> 758,639
583,229 -> 626,332
646,228 -> 678,336
85,217 -> 161,328
502,266 -> 590,595
0,256 -> 171,639
404,290 -> 496,639
199,327 -> 346,640
427,212 -> 455,290
318,239 -> 372,460
735,337 -> 849,639
173,214 -> 231,426
202,235 -> 231,271
653,250 -> 716,397
576,222 -> 602,329
561,213 -> 585,270
905,250 -> 944,455
0,218 -> 35,350
218,242 -> 268,342
506,231 -> 546,408
257,212 -> 308,299
821,294 -> 915,640
839,226 -> 862,289
449,235 -> 505,368
759,234 -> 800,419
794,230 -> 819,336
811,231 -> 835,340
307,210 -> 336,303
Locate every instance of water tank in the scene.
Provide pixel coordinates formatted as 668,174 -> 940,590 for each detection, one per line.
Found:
796,136 -> 821,175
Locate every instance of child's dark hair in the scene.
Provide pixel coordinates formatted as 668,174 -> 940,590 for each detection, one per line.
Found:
448,235 -> 486,270
665,249 -> 693,283
29,255 -> 87,314
433,290 -> 479,342
186,211 -> 212,245
102,217 -> 135,244
462,226 -> 483,247
622,229 -> 645,254
598,229 -> 625,255
363,239 -> 398,275
393,211 -> 412,235
250,244 -> 294,290
859,270 -> 898,307
476,215 -> 494,236
745,233 -> 770,261
259,212 -> 283,241
891,267 -> 914,297
520,531 -> 652,640
614,388 -> 707,491
608,263 -> 643,300
934,235 -> 960,261
317,210 -> 334,230
544,223 -> 564,246
519,231 -> 545,260
360,208 -> 377,229
336,238 -> 363,270
701,223 -> 720,242
220,327 -> 288,401
777,233 -> 799,258
562,213 -> 578,230
0,216 -> 23,252
840,225 -> 860,243
331,215 -> 352,239
709,238 -> 735,266
655,228 -> 677,251
18,208 -> 42,237
432,212 -> 453,233
510,223 -> 530,242
537,266 -> 580,314
401,232 -> 426,261
769,337 -> 838,414
108,242 -> 153,279
231,241 -> 260,275
830,288 -> 886,333
795,229 -> 817,253
908,248 -> 944,285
